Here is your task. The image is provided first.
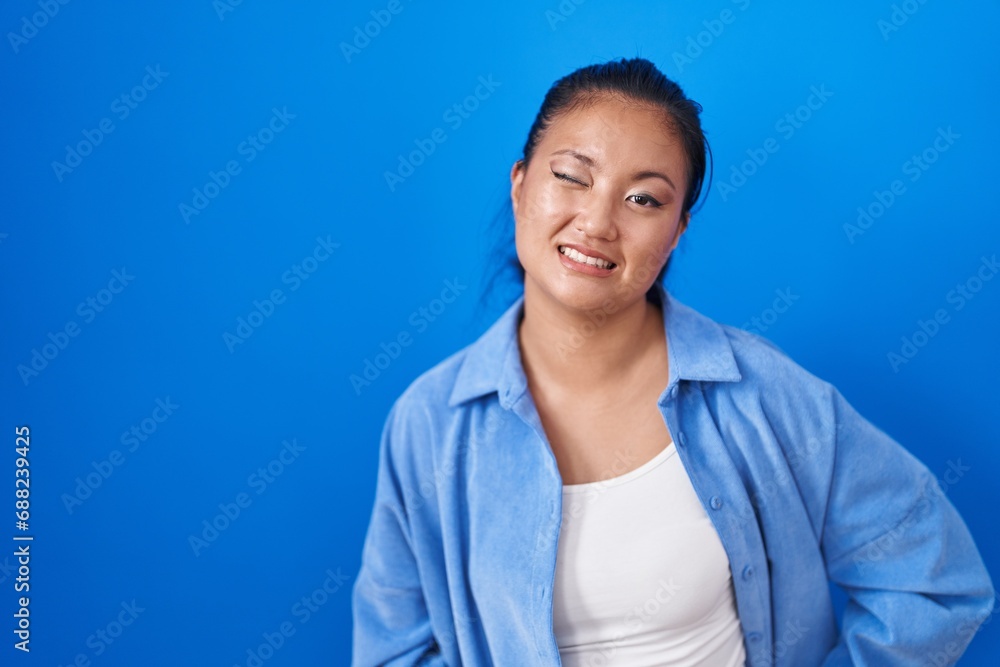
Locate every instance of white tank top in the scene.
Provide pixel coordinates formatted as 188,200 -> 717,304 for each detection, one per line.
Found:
551,442 -> 747,667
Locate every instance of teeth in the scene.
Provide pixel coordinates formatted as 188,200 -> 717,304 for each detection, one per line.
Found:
559,246 -> 614,269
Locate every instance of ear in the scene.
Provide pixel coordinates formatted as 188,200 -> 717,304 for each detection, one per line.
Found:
669,210 -> 690,253
510,160 -> 525,219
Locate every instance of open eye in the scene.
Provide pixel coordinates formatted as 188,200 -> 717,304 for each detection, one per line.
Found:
627,193 -> 663,208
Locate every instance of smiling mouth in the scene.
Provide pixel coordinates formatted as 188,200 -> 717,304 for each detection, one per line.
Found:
558,245 -> 617,270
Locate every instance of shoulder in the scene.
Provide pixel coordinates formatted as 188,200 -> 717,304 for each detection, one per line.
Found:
391,294 -> 522,418
374,346 -> 473,485
717,321 -> 835,400
726,324 -> 810,371
688,315 -> 841,439
662,289 -> 830,400
377,292 -> 521,473
387,344 -> 472,436
392,344 -> 472,418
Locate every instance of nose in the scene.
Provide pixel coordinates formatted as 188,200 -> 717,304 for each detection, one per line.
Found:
573,192 -> 618,241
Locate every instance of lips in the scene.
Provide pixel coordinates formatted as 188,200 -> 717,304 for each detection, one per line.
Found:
557,244 -> 617,269
556,245 -> 617,278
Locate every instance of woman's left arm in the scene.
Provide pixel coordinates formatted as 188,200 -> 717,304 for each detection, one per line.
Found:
818,385 -> 996,666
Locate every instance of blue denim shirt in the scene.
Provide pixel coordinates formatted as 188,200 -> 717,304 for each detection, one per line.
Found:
352,281 -> 995,666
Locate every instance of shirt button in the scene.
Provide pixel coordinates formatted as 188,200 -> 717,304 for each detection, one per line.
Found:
710,496 -> 723,510
677,431 -> 687,448
669,385 -> 678,399
742,565 -> 754,580
747,631 -> 762,642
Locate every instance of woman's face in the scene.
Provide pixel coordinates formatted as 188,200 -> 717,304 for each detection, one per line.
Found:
510,94 -> 690,314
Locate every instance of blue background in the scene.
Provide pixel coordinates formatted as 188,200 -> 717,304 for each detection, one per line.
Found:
2,1 -> 998,664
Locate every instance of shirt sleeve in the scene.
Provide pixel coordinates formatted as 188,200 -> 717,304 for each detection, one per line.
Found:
352,399 -> 448,667
818,385 -> 996,666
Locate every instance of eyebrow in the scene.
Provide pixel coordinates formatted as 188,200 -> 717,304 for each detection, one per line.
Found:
550,149 -> 677,192
632,169 -> 676,192
551,148 -> 595,167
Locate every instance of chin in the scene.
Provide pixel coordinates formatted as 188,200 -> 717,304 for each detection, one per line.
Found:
527,273 -> 617,313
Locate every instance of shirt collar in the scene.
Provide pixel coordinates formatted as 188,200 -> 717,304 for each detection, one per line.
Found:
447,280 -> 742,408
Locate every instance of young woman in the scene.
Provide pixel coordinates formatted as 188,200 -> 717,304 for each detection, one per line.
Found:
352,57 -> 995,666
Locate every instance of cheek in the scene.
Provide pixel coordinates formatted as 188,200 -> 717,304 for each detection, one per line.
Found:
653,215 -> 684,253
518,181 -> 571,225
626,227 -> 676,267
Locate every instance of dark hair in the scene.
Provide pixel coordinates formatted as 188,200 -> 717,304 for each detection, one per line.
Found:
475,57 -> 713,323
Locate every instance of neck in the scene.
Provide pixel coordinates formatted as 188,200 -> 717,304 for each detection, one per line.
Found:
517,281 -> 666,393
